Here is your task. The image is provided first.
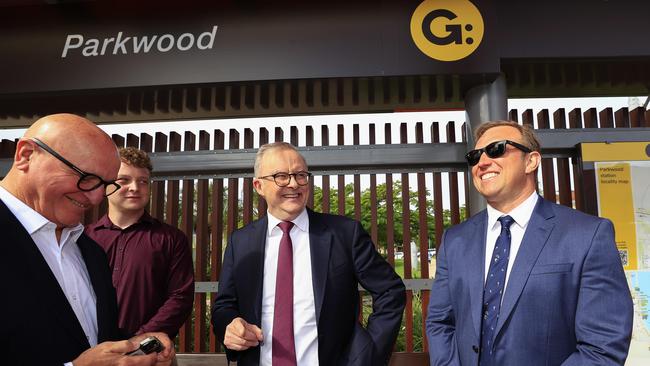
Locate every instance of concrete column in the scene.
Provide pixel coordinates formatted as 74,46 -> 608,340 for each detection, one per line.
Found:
463,74 -> 508,216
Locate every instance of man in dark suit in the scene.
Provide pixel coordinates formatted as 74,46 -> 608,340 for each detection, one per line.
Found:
211,142 -> 405,366
426,121 -> 633,365
0,113 -> 174,365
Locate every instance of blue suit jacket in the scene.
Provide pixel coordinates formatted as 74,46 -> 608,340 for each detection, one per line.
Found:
211,209 -> 405,366
426,197 -> 633,366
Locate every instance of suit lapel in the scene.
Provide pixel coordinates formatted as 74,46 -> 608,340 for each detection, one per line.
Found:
77,234 -> 112,342
495,198 -> 555,337
307,210 -> 332,323
250,217 -> 268,325
468,211 -> 488,338
0,201 -> 90,348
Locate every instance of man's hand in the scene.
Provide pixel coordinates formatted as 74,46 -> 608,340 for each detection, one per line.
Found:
129,332 -> 175,363
224,317 -> 263,351
72,332 -> 175,366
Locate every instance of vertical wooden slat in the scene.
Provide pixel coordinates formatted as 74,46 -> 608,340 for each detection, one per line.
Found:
369,124 -> 379,248
614,107 -> 630,128
227,130 -> 240,235
126,133 -> 139,148
521,109 -> 534,128
178,131 -> 195,352
415,122 -> 429,353
399,123 -> 413,353
568,109 -> 584,211
321,125 -> 330,214
274,126 -> 284,142
337,124 -> 346,216
290,126 -> 299,146
112,134 -> 125,148
139,133 -> 153,214
242,129 -> 254,225
599,107 -> 614,128
447,122 -> 460,225
385,123 -> 395,266
257,128 -> 269,219
583,108 -> 598,128
306,126 -> 315,209
537,110 -> 557,203
431,123 -> 444,252
150,132 -> 167,221
194,131 -> 210,352
209,130 -> 225,352
353,124 -> 361,222
629,107 -> 646,127
552,109 -> 572,207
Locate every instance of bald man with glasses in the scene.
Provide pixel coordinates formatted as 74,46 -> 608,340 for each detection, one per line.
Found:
211,142 -> 405,366
0,113 -> 174,366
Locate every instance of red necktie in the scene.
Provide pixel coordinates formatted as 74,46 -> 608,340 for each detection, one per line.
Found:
272,221 -> 297,366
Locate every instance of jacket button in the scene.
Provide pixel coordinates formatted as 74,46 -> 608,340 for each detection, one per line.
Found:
472,345 -> 479,353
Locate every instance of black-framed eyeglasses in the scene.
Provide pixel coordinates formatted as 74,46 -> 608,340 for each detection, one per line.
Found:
465,140 -> 532,166
30,138 -> 121,196
258,171 -> 312,187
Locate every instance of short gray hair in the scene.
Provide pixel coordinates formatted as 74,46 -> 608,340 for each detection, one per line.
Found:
254,142 -> 306,177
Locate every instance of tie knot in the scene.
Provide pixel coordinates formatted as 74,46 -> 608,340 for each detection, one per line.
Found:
278,221 -> 294,234
498,215 -> 515,230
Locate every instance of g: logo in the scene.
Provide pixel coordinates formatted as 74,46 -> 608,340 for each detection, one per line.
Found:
410,0 -> 484,61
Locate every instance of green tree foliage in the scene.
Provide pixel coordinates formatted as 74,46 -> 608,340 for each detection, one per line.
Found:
312,181 -> 465,251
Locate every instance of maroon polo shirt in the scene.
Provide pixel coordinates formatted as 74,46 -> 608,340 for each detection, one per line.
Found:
85,212 -> 194,338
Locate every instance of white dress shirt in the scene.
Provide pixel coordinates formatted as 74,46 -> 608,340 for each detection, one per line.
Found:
484,192 -> 539,293
260,209 -> 319,366
0,186 -> 98,349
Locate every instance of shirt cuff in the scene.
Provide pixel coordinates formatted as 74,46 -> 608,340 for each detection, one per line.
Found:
64,362 -> 74,366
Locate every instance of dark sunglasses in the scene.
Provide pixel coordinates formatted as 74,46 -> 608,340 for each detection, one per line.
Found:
465,140 -> 532,166
30,138 -> 121,196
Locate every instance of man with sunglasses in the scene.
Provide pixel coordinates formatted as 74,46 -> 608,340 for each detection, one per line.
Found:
211,142 -> 405,366
426,121 -> 632,365
0,114 -> 174,365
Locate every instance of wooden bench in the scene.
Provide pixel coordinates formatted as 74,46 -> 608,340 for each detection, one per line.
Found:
176,352 -> 429,366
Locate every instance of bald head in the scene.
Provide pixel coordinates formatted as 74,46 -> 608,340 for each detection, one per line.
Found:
1,113 -> 120,231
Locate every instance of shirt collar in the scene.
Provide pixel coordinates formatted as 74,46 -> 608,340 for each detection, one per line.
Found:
266,208 -> 309,235
95,211 -> 154,230
486,191 -> 538,230
0,185 -> 84,237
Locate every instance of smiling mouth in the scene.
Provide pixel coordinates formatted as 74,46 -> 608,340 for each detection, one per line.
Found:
282,193 -> 300,199
67,196 -> 89,209
481,172 -> 499,180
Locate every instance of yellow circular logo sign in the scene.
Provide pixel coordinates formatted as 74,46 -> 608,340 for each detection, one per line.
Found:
410,0 -> 484,61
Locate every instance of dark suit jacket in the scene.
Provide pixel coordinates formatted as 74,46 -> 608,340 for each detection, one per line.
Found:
211,209 -> 405,366
0,200 -> 120,366
426,197 -> 633,366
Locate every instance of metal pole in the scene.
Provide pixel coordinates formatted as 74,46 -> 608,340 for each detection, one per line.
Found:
464,73 -> 508,216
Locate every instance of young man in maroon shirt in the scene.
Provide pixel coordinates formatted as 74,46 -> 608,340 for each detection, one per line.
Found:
86,147 -> 194,340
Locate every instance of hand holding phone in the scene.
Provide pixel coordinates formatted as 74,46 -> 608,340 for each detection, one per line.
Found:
125,336 -> 164,356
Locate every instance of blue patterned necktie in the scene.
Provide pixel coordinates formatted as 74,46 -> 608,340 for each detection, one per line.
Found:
480,215 -> 515,366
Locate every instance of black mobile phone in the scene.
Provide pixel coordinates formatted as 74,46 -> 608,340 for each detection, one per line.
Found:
125,336 -> 164,356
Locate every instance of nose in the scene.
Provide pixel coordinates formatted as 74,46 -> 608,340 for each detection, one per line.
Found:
286,174 -> 299,188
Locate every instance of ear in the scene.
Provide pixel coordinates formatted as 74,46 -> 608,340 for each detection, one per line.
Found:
525,151 -> 541,174
253,178 -> 264,196
13,139 -> 36,172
